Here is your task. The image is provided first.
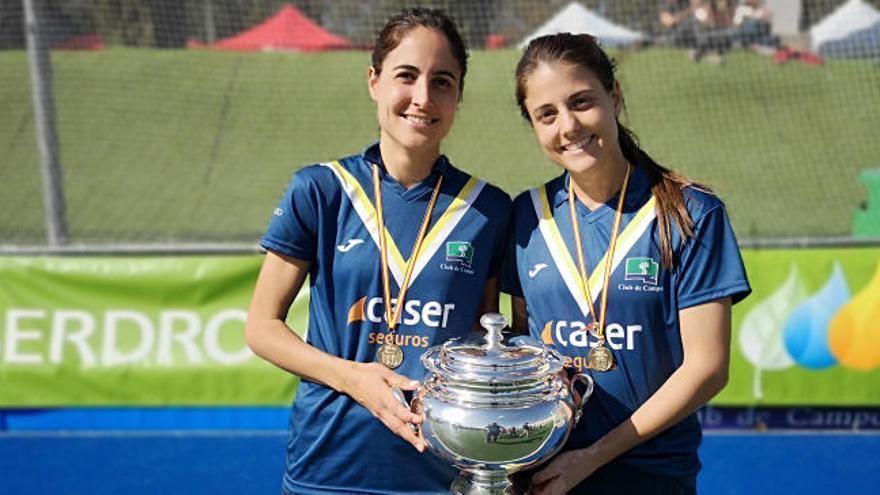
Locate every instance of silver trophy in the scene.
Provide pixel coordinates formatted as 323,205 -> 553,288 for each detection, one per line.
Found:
399,313 -> 593,494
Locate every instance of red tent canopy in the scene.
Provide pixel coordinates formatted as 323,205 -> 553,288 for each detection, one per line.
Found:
53,33 -> 104,51
198,4 -> 351,52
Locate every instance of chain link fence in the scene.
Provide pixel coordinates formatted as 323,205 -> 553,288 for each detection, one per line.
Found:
2,0 -> 879,251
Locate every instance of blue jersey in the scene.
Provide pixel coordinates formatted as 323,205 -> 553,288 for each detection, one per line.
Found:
502,167 -> 750,481
261,142 -> 511,494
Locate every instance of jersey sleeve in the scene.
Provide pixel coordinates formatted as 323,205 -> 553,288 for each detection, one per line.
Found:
676,201 -> 751,309
260,168 -> 322,261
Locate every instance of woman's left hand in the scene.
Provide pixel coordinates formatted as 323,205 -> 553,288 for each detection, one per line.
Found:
528,449 -> 596,495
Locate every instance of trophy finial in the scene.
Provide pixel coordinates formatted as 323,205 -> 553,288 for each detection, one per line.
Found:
479,313 -> 508,349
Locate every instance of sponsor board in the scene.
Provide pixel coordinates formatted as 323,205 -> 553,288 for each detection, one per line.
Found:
0,256 -> 298,406
723,247 -> 880,405
3,247 -> 880,407
698,406 -> 880,431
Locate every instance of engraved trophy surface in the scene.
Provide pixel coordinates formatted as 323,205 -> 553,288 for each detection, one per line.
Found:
406,313 -> 594,494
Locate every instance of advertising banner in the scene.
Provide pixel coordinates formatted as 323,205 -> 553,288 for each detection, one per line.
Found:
720,247 -> 880,405
0,256 -> 304,406
2,248 -> 879,406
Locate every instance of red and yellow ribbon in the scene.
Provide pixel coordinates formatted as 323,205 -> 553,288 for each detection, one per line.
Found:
372,164 -> 443,331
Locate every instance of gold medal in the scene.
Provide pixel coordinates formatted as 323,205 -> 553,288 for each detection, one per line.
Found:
376,343 -> 404,369
587,344 -> 614,372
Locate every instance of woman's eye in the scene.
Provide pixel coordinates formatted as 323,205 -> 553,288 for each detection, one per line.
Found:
536,111 -> 555,124
396,72 -> 416,81
433,78 -> 452,88
572,97 -> 592,109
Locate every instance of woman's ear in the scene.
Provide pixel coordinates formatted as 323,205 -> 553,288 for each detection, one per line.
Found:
612,80 -> 624,117
367,66 -> 379,101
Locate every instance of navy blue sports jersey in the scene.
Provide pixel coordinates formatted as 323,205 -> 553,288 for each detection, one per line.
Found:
502,167 -> 750,481
261,142 -> 511,494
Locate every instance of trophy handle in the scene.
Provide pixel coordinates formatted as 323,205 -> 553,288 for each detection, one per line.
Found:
569,373 -> 594,425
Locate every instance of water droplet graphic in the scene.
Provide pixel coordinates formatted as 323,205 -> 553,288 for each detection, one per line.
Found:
739,264 -> 807,399
828,262 -> 880,371
783,262 -> 849,370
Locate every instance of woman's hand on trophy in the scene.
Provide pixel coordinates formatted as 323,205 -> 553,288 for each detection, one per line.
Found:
528,448 -> 596,495
342,361 -> 428,452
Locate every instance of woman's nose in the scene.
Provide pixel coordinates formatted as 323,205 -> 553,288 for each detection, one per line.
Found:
559,110 -> 582,137
410,77 -> 432,108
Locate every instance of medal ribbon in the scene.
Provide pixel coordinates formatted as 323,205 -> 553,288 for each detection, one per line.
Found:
568,164 -> 631,342
372,164 -> 443,331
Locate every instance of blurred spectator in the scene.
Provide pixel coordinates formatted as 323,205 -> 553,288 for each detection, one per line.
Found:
692,0 -> 734,64
659,0 -> 732,64
658,0 -> 698,49
728,0 -> 823,66
731,0 -> 780,55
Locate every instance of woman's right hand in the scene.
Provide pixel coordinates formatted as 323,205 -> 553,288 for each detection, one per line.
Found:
341,361 -> 428,452
247,252 -> 428,451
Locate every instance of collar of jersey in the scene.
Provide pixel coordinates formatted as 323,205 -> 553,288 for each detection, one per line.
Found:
554,166 -> 651,224
362,141 -> 450,199
533,180 -> 657,317
325,157 -> 484,289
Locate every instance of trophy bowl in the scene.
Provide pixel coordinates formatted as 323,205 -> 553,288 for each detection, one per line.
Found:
405,313 -> 593,494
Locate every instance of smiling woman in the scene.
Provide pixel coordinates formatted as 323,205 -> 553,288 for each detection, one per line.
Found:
503,33 -> 752,495
243,7 -> 511,495
368,26 -> 462,184
519,62 -> 625,199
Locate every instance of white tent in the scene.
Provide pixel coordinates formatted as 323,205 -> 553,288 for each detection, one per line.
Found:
764,0 -> 801,37
518,2 -> 643,49
809,0 -> 880,58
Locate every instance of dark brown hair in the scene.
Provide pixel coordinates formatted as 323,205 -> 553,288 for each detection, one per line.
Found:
372,7 -> 469,96
515,33 -> 701,268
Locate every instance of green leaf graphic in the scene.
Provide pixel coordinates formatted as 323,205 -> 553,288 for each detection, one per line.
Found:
738,264 -> 807,400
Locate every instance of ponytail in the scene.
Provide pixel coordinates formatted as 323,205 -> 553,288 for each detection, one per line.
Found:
618,122 -> 700,268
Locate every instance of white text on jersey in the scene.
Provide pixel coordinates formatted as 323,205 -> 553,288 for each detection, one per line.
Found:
542,320 -> 642,350
348,296 -> 455,329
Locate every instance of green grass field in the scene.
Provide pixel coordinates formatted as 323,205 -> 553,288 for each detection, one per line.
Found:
431,419 -> 554,462
2,47 -> 878,244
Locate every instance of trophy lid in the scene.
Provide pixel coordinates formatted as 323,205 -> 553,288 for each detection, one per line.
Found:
422,313 -> 563,385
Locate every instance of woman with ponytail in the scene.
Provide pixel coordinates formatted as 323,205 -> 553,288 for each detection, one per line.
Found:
503,33 -> 750,494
